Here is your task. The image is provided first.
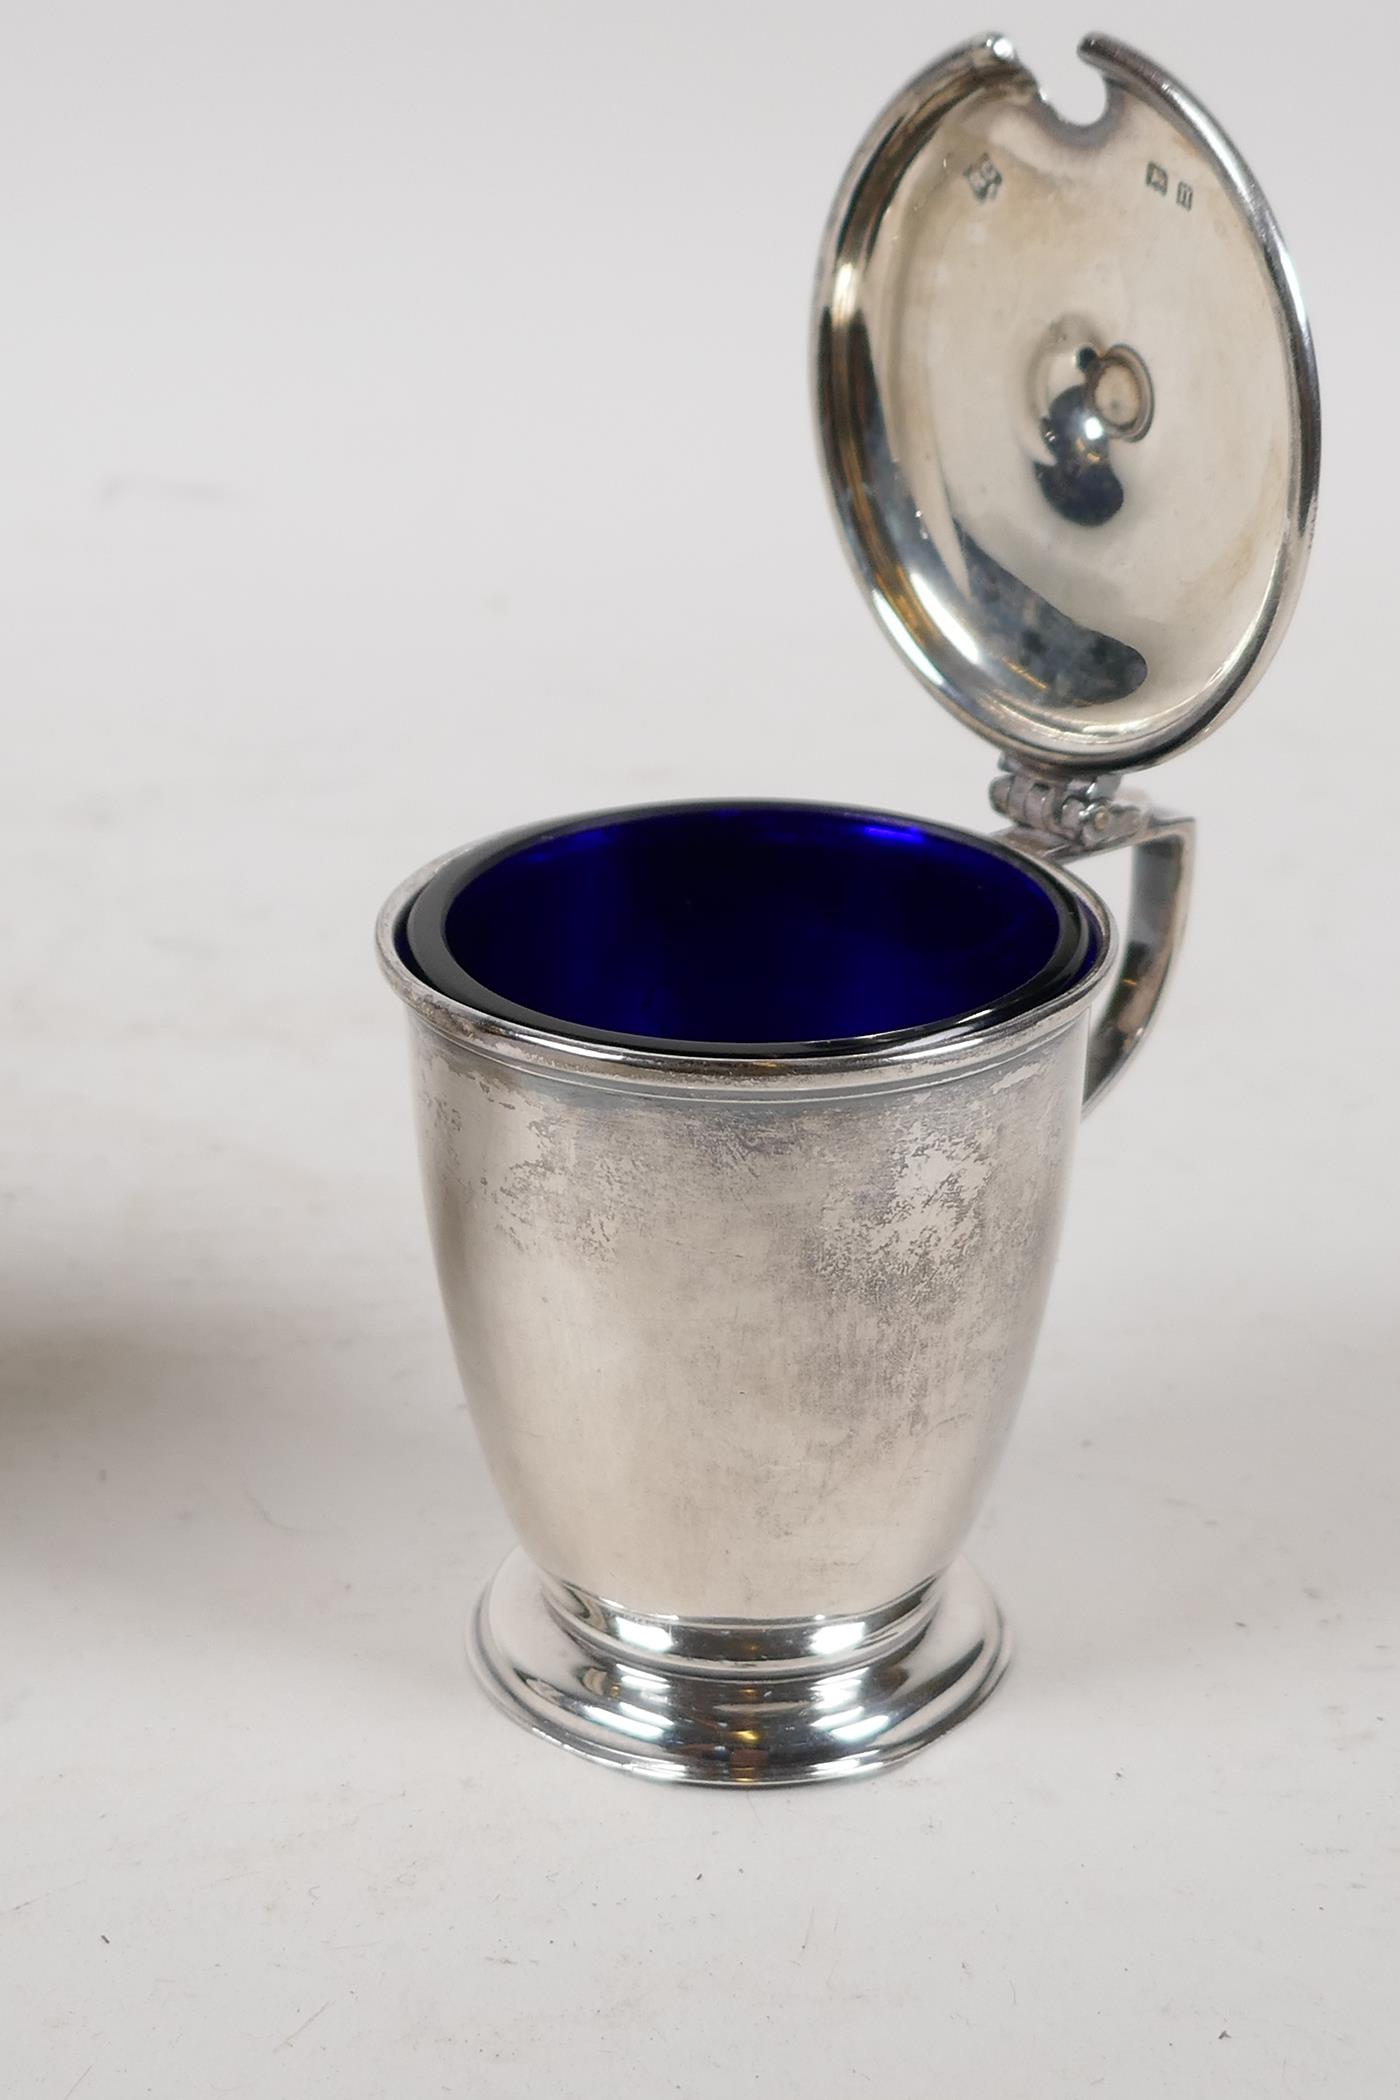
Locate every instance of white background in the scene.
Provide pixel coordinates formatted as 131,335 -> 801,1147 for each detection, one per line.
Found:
3,3 -> 1396,2094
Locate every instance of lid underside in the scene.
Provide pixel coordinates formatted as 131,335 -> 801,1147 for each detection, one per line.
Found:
813,32 -> 1320,773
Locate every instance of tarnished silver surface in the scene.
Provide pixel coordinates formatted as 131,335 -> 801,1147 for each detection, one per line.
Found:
398,946 -> 1088,1622
814,31 -> 1319,772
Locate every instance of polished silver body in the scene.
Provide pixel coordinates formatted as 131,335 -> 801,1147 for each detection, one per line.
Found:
388,875 -> 1102,1621
377,809 -> 1190,1782
377,29 -> 1315,1782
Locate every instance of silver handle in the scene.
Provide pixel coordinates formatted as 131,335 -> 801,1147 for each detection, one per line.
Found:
997,801 -> 1195,1115
1072,813 -> 1194,1113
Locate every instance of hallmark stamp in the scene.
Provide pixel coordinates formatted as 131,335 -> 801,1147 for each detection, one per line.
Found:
964,154 -> 1002,203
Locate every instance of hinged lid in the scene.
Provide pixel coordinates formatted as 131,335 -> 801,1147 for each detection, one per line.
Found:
813,32 -> 1320,774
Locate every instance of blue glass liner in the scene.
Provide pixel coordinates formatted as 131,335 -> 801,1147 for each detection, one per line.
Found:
404,802 -> 1095,1056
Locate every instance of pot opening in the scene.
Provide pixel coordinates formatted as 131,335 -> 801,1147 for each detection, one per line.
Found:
403,801 -> 1096,1056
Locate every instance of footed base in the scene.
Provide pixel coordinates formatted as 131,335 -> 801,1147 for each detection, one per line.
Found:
469,1550 -> 1009,1787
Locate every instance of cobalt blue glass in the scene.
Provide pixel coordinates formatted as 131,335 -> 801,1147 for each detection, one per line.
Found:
403,802 -> 1096,1057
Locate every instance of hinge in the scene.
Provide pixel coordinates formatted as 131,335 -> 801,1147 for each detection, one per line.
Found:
989,757 -> 1148,852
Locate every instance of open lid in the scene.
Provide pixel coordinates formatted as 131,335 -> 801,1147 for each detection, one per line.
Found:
813,33 -> 1320,774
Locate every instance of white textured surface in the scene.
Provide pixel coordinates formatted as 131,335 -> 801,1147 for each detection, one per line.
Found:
2,5 -> 1396,2095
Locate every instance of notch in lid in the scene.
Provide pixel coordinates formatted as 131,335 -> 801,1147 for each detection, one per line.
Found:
813,32 -> 1320,775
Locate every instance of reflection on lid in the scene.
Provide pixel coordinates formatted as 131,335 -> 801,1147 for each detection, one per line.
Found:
958,525 -> 1146,705
840,313 -> 1146,709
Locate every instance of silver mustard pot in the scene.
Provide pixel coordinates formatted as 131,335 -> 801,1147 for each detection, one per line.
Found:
376,32 -> 1319,1785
